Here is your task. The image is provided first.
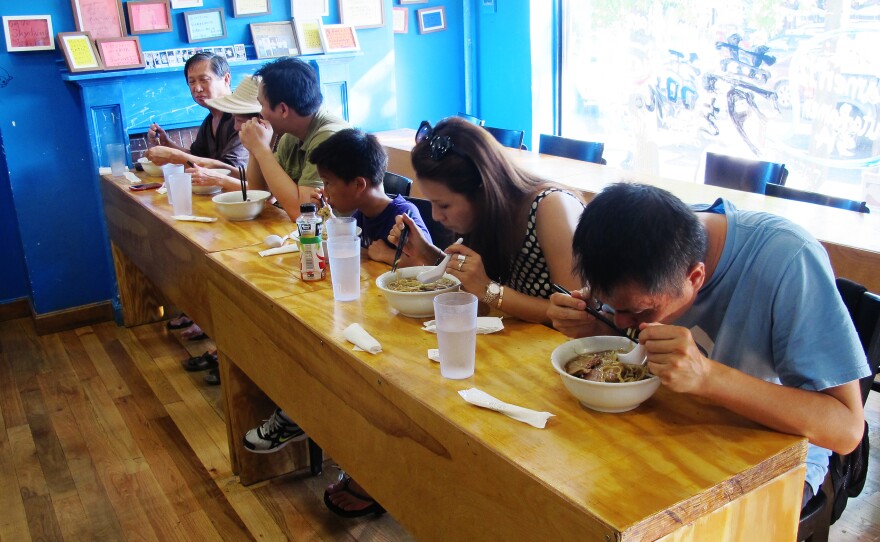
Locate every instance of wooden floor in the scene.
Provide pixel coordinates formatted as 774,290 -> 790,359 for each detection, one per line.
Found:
0,316 -> 877,541
0,317 -> 414,542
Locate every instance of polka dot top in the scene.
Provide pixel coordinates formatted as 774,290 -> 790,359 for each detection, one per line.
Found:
506,188 -> 584,299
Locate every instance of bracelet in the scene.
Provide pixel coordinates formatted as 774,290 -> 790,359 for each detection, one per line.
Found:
497,286 -> 504,310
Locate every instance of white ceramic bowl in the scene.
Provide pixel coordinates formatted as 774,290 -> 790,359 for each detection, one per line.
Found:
375,266 -> 461,318
212,190 -> 271,221
550,336 -> 660,413
192,169 -> 231,195
138,158 -> 164,177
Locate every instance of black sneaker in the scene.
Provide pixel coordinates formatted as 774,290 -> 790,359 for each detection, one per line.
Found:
242,409 -> 307,453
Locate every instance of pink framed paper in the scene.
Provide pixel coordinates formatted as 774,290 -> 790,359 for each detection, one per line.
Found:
96,36 -> 145,70
71,0 -> 126,40
126,1 -> 172,35
3,15 -> 55,52
318,22 -> 360,53
392,7 -> 408,34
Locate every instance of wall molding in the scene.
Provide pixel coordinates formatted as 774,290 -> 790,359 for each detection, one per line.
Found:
0,298 -> 30,323
32,301 -> 115,335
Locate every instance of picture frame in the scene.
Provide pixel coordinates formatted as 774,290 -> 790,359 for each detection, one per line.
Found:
126,1 -> 172,35
170,0 -> 203,7
392,7 -> 408,34
292,17 -> 324,55
96,36 -> 145,70
232,0 -> 271,17
58,31 -> 102,71
398,0 -> 427,4
71,0 -> 126,40
250,21 -> 299,59
3,15 -> 54,52
318,21 -> 360,54
417,6 -> 446,34
291,0 -> 329,18
183,8 -> 227,43
339,0 -> 384,29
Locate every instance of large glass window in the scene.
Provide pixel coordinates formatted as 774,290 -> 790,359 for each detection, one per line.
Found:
559,0 -> 880,206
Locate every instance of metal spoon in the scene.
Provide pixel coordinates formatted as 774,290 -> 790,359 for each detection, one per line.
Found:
416,238 -> 464,283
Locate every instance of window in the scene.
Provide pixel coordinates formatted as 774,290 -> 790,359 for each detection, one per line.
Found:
559,1 -> 880,203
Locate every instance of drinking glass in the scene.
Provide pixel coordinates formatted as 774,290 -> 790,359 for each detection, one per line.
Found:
167,173 -> 192,216
327,235 -> 361,301
106,143 -> 126,176
433,292 -> 478,379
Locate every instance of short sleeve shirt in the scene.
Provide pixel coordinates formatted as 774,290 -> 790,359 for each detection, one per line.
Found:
354,195 -> 432,250
274,108 -> 349,189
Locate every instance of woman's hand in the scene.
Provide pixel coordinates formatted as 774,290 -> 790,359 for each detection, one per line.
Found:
443,244 -> 491,296
388,213 -> 439,266
239,118 -> 274,153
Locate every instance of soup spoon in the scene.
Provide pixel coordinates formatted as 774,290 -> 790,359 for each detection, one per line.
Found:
617,343 -> 647,365
264,234 -> 289,248
416,238 -> 464,283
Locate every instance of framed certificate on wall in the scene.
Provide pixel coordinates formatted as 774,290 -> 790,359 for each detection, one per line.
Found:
183,8 -> 227,43
318,22 -> 359,53
127,1 -> 173,35
339,0 -> 384,29
232,0 -> 271,17
3,15 -> 55,52
58,31 -> 103,72
71,0 -> 126,40
96,36 -> 145,70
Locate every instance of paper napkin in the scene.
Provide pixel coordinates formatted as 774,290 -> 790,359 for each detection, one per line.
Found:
171,215 -> 217,223
343,323 -> 382,354
458,388 -> 554,429
422,317 -> 504,334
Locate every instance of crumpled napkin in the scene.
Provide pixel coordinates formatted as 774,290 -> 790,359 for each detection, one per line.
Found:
458,388 -> 554,429
157,185 -> 167,194
343,323 -> 382,354
171,215 -> 217,222
259,244 -> 300,257
99,166 -> 131,176
422,317 -> 504,334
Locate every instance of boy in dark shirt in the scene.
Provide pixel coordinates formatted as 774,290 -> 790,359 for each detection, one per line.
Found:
308,128 -> 432,265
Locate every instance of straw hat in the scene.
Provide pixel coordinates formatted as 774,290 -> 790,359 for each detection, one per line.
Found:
206,75 -> 260,114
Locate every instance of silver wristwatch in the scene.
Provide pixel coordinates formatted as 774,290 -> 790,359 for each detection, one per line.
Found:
483,281 -> 502,306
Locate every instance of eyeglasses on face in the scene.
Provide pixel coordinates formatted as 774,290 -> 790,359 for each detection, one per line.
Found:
415,120 -> 459,161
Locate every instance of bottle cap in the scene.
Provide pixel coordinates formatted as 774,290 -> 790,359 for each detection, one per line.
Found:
300,203 -> 316,213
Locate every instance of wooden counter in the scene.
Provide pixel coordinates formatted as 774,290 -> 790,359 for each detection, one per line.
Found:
377,129 -> 880,293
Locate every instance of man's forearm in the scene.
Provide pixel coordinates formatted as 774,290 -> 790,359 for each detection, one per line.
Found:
250,147 -> 301,220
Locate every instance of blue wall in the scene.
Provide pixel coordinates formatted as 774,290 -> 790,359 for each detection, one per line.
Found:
0,0 -> 474,316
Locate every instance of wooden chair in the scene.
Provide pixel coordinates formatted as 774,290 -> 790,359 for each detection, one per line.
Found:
704,152 -> 788,194
403,196 -> 454,248
484,126 -> 526,150
539,134 -> 606,165
456,112 -> 485,126
383,171 -> 413,197
797,278 -> 879,541
765,183 -> 870,214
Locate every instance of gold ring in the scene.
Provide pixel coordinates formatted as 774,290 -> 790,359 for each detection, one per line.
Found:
457,260 -> 464,271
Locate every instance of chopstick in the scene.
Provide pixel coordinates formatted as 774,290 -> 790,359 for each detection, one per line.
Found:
390,211 -> 412,273
551,284 -> 638,343
238,165 -> 247,202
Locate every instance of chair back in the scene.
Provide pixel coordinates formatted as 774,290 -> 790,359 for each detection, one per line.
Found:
765,183 -> 870,213
484,126 -> 525,149
798,278 -> 879,541
383,171 -> 413,197
704,152 -> 788,194
403,196 -> 454,248
539,134 -> 606,165
456,112 -> 485,126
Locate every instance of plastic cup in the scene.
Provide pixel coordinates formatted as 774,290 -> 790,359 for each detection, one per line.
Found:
325,217 -> 357,237
433,292 -> 478,379
327,235 -> 361,301
168,173 -> 193,216
106,143 -> 126,176
162,164 -> 184,204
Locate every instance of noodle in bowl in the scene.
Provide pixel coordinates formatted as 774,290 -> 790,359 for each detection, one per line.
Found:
550,336 -> 660,413
376,266 -> 461,318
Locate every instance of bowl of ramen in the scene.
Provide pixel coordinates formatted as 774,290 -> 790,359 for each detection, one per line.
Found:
550,336 -> 660,413
212,190 -> 271,221
138,158 -> 164,177
375,266 -> 461,318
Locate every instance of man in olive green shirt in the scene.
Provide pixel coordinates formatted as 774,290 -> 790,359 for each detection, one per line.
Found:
240,57 -> 349,220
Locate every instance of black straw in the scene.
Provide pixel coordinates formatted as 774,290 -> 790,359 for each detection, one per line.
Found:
551,283 -> 638,343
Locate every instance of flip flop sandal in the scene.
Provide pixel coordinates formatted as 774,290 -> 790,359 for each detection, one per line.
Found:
181,324 -> 208,341
204,368 -> 220,386
181,351 -> 218,372
166,315 -> 194,330
323,476 -> 386,518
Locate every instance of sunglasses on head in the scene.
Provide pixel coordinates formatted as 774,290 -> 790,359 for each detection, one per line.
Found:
415,120 -> 462,161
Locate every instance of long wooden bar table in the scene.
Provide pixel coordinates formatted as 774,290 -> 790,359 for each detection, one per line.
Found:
377,129 -> 880,294
206,244 -> 806,542
102,170 -> 807,541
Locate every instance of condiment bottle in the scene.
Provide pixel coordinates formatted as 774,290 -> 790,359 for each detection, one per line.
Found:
296,203 -> 325,281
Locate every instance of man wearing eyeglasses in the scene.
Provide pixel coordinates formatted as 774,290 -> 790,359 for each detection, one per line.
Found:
239,57 -> 349,221
548,182 -> 869,509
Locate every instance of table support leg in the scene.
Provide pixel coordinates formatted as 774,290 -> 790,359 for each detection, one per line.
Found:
111,241 -> 166,327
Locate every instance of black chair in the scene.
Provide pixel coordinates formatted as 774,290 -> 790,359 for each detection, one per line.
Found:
797,278 -> 879,542
456,112 -> 485,126
765,183 -> 870,214
538,134 -> 606,165
383,171 -> 413,197
403,196 -> 454,248
704,152 -> 788,194
484,126 -> 525,150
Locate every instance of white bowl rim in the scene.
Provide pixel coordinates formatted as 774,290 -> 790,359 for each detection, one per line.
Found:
375,266 -> 461,294
552,336 -> 659,386
212,190 -> 271,204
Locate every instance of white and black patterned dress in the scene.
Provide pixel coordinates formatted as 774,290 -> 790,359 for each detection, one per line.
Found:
506,188 -> 584,299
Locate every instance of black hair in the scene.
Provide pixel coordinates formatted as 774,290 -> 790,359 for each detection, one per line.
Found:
309,129 -> 387,186
572,183 -> 708,297
254,57 -> 322,116
184,52 -> 229,81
